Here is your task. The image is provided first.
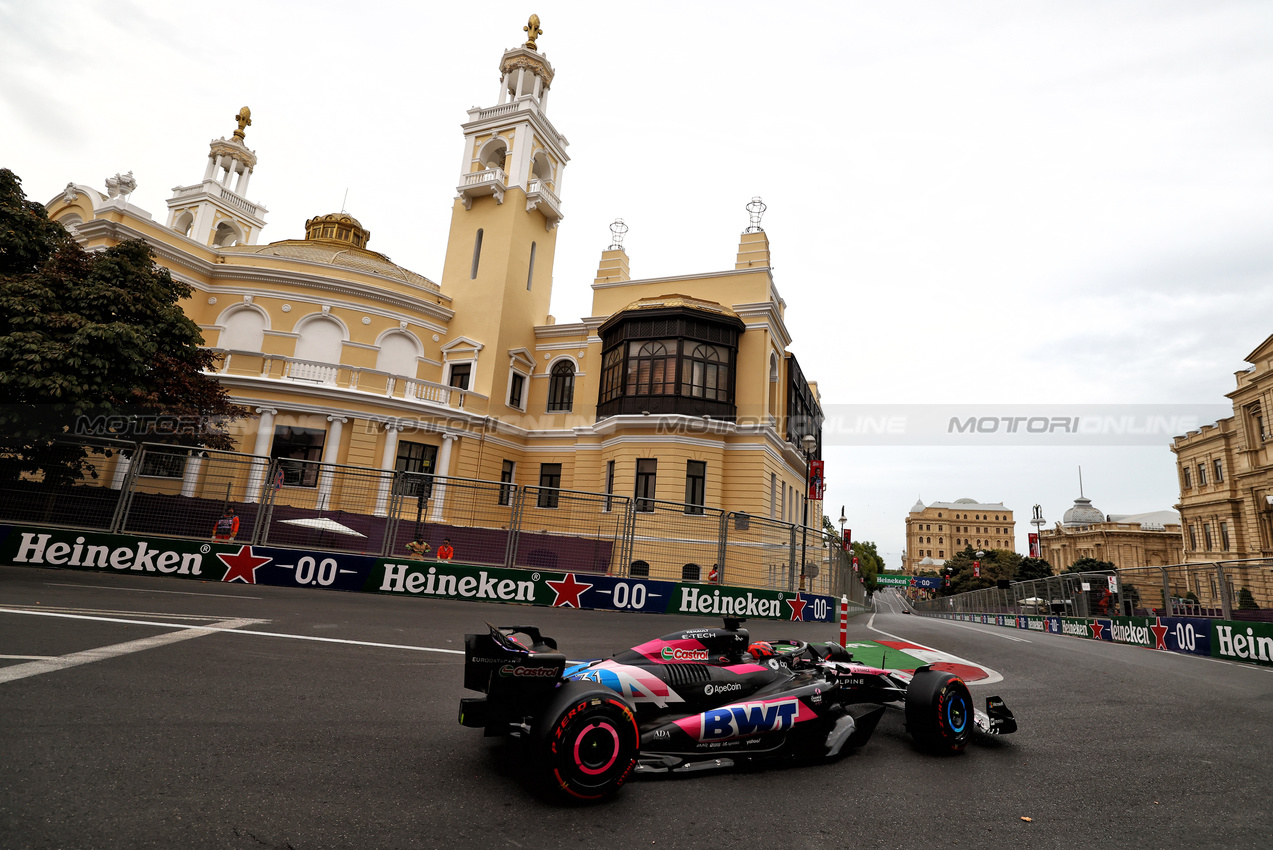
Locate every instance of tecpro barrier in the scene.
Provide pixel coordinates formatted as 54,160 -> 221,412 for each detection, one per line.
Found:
927,610 -> 1271,668
0,524 -> 858,623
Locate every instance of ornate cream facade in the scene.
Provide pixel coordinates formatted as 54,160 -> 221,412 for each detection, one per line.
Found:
43,22 -> 824,549
1172,333 -> 1273,561
1038,495 -> 1183,570
904,498 -> 1015,573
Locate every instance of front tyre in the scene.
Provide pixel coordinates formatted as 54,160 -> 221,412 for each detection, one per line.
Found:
905,669 -> 972,754
533,683 -> 639,802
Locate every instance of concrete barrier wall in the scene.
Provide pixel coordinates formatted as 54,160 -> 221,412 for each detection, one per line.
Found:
0,523 -> 863,624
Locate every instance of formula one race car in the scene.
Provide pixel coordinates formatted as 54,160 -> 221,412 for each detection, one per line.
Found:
459,618 -> 1016,801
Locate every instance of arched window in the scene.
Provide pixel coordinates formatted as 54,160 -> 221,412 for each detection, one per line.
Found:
626,340 -> 677,396
682,563 -> 701,582
629,560 -> 650,577
546,360 -> 575,412
218,307 -> 266,351
212,220 -> 242,247
682,343 -> 728,400
294,316 -> 344,365
375,331 -> 421,378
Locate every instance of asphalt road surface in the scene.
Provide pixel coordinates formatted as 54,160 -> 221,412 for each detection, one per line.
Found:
2,568 -> 1270,849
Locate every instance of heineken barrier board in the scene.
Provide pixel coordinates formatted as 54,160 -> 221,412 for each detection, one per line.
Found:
877,574 -> 942,589
930,610 -> 1267,664
0,525 -> 840,623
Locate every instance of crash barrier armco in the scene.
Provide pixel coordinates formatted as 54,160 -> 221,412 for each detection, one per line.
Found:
918,609 -> 1273,669
0,439 -> 867,604
0,523 -> 869,624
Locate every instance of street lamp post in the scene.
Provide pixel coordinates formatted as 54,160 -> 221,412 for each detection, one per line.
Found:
799,433 -> 817,593
838,505 -> 848,595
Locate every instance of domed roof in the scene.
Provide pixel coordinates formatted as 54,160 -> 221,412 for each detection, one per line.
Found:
953,497 -> 978,504
1062,496 -> 1104,526
305,213 -> 370,248
910,498 -> 925,513
618,293 -> 740,319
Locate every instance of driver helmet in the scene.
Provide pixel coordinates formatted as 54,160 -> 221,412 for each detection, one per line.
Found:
747,641 -> 776,659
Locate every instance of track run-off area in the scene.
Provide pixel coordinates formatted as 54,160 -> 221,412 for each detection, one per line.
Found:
2,569 -> 1270,849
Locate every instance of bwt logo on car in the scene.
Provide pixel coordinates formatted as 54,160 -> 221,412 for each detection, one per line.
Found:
661,646 -> 709,662
699,698 -> 800,741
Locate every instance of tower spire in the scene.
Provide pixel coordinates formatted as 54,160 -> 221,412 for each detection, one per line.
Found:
523,14 -> 543,50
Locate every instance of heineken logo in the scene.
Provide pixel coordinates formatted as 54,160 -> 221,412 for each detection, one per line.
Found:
11,532 -> 203,576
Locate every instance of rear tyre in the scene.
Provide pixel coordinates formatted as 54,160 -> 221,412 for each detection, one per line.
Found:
905,669 -> 972,754
533,683 -> 639,802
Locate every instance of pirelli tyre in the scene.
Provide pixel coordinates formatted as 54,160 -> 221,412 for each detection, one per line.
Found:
531,681 -> 640,802
905,669 -> 973,754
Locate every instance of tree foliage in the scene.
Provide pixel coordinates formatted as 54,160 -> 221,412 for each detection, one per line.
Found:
937,545 -> 1021,595
0,168 -> 247,482
822,516 -> 884,592
1065,557 -> 1117,574
1014,556 -> 1054,582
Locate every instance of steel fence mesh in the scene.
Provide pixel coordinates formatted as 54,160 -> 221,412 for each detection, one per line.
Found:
260,459 -> 396,555
0,438 -> 134,531
512,488 -> 630,574
386,472 -> 515,567
117,444 -> 271,542
719,512 -> 795,591
627,499 -> 725,582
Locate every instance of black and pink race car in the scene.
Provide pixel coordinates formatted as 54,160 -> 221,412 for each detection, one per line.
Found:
459,618 -> 1017,801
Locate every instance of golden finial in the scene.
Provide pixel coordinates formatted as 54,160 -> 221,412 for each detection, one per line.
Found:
523,14 -> 543,50
232,106 -> 252,143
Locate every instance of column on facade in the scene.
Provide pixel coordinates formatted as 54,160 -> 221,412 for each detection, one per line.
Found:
110,454 -> 132,490
316,416 -> 347,510
235,167 -> 252,196
515,67 -> 526,98
204,155 -> 218,180
180,451 -> 205,498
373,423 -> 403,517
243,407 -> 277,502
428,433 -> 459,522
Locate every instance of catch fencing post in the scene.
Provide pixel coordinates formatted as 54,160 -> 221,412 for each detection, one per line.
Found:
839,595 -> 849,647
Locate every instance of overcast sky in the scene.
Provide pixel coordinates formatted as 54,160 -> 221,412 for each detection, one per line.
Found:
4,1 -> 1270,566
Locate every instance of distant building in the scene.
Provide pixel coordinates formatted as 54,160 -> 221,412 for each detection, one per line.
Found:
904,498 -> 1015,573
1171,333 -> 1273,562
1039,494 -> 1183,570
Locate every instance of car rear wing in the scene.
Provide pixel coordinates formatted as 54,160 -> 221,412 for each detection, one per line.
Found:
463,623 -> 566,696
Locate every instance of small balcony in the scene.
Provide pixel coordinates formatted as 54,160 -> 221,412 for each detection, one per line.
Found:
525,178 -> 563,229
456,166 -> 507,210
208,349 -> 490,414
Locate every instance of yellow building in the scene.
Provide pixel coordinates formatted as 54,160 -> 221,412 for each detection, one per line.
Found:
904,498 -> 1015,573
1038,495 -> 1183,570
41,20 -> 824,581
1172,333 -> 1273,561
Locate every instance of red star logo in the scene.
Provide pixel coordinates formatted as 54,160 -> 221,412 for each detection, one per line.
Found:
786,593 -> 807,621
216,545 -> 272,584
546,573 -> 592,608
1090,620 -> 1106,640
1149,617 -> 1169,651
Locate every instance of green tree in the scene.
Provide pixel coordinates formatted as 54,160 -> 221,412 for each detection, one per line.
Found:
1065,557 -> 1117,574
938,545 -> 1019,595
821,517 -> 884,592
0,168 -> 247,483
1014,556 -> 1053,581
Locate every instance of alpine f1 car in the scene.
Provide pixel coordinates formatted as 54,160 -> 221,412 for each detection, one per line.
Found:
459,617 -> 1016,801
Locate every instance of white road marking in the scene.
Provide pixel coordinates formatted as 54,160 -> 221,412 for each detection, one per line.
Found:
3,604 -> 249,622
0,655 -> 54,661
0,608 -> 465,659
43,582 -> 260,600
0,616 -> 263,684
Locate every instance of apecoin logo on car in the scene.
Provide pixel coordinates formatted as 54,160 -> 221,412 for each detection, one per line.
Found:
703,682 -> 742,697
499,664 -> 558,677
661,646 -> 709,662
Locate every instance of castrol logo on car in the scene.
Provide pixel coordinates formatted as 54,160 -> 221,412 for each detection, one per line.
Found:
661,646 -> 709,662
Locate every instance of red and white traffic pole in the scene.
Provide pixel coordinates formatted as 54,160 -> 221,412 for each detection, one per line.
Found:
838,594 -> 849,647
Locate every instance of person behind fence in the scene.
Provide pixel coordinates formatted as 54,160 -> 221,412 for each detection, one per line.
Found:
406,537 -> 431,559
213,508 -> 239,542
437,538 -> 454,562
